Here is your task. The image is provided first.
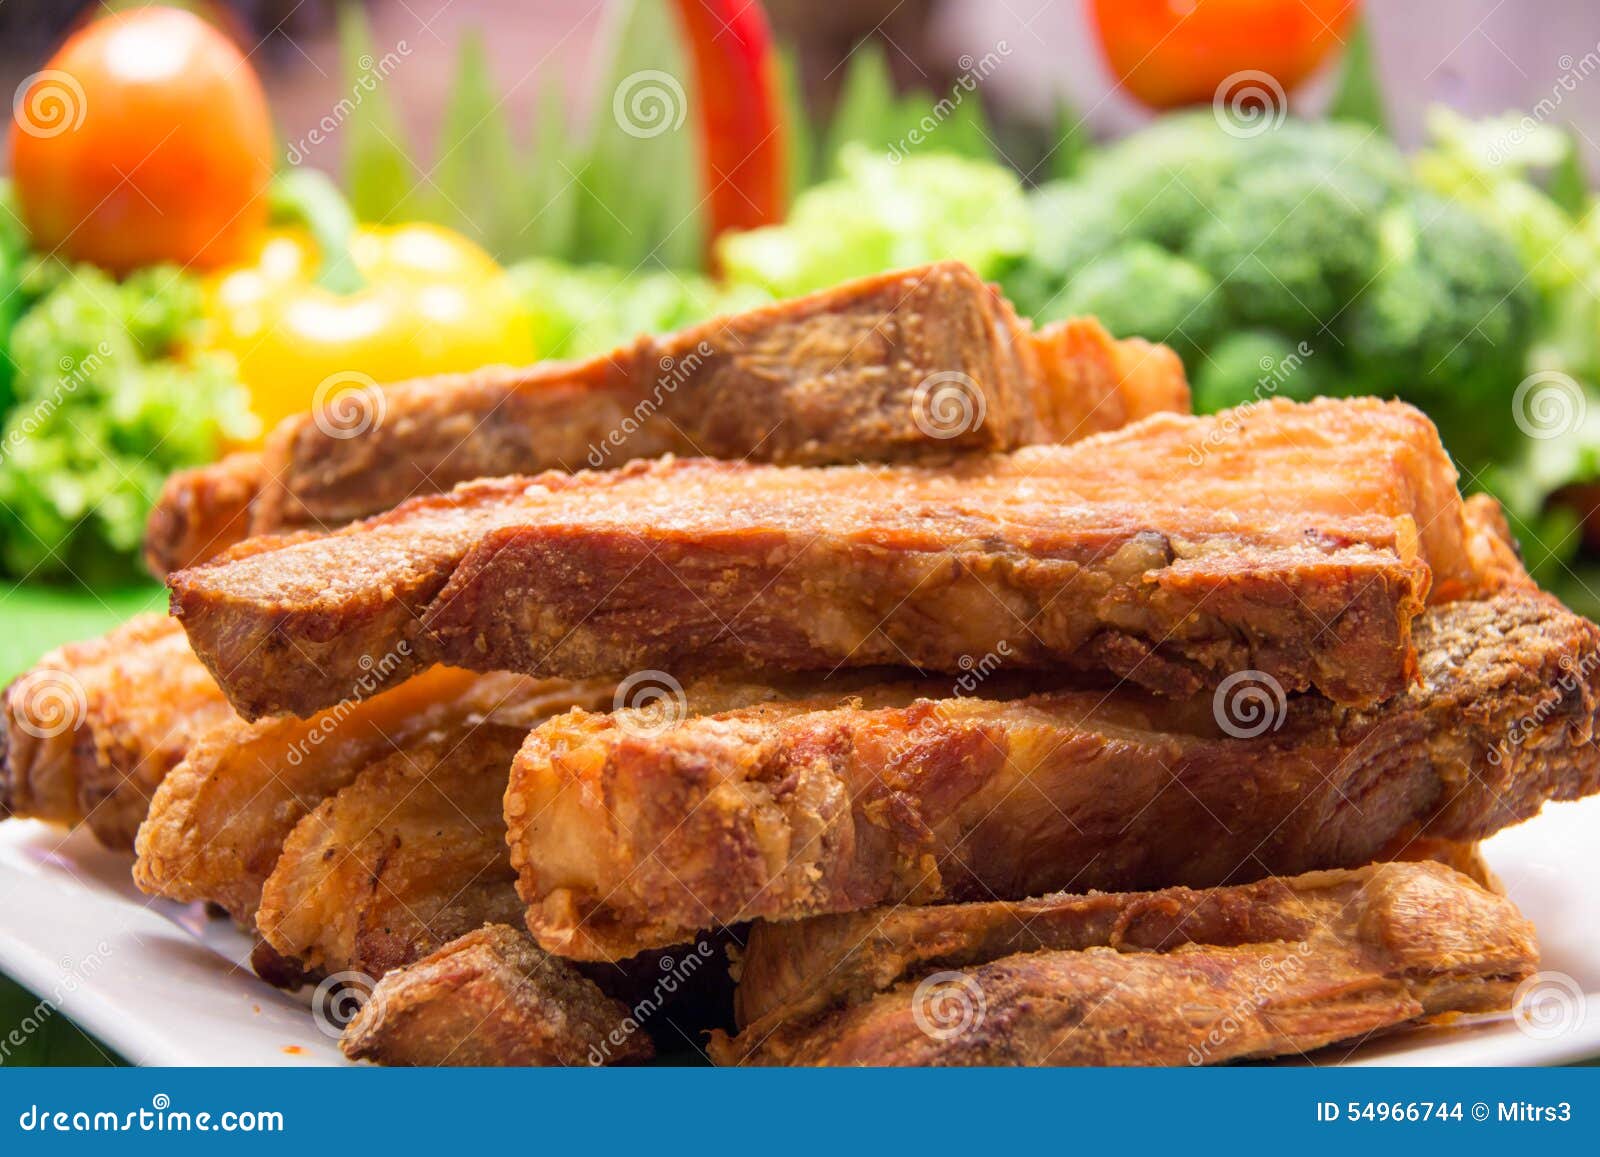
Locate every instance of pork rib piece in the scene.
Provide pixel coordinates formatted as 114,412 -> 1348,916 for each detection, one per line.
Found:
133,668 -> 610,924
145,262 -> 1188,575
170,398 -> 1487,720
507,589 -> 1600,961
709,861 -> 1537,1066
254,722 -> 530,982
1,615 -> 234,849
341,924 -> 654,1067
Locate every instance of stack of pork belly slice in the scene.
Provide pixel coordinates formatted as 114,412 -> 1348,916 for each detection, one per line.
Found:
3,262 -> 1594,1066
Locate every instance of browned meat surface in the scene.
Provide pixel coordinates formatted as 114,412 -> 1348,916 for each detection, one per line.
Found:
143,262 -> 1189,576
255,723 -> 529,981
170,398 -> 1492,720
341,924 -> 653,1067
133,668 -> 611,923
1,615 -> 234,849
144,451 -> 263,579
710,862 -> 1537,1066
506,590 -> 1599,961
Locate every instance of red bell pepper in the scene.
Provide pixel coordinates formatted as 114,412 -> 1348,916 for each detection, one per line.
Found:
670,0 -> 788,260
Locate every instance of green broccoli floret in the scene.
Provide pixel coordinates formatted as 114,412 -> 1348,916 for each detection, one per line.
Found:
1079,112 -> 1242,250
1244,119 -> 1410,198
1041,241 -> 1222,359
1346,196 -> 1537,470
1193,330 -> 1324,413
1186,165 -> 1384,333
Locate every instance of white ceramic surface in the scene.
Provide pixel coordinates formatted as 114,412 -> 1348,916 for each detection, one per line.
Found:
2,796 -> 1597,1067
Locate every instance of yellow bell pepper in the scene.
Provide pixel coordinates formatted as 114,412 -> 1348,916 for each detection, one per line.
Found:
206,222 -> 536,437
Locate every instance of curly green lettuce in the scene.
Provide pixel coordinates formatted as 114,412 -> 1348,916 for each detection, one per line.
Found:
0,262 -> 255,585
715,145 -> 1030,297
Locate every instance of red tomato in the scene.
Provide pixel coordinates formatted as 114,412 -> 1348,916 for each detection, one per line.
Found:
1091,0 -> 1360,110
9,6 -> 275,272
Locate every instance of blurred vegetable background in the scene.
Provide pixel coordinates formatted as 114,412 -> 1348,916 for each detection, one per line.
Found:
8,0 -> 1600,1068
3,0 -> 1600,600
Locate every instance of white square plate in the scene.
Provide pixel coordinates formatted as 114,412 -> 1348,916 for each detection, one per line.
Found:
1,799 -> 1597,1067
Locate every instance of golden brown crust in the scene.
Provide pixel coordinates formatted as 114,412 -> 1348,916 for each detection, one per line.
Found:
256,723 -> 528,980
711,862 -> 1538,1066
1,615 -> 233,849
133,668 -> 610,923
340,924 -> 654,1067
143,263 -> 1191,576
507,590 -> 1600,961
143,452 -> 263,579
170,398 -> 1484,720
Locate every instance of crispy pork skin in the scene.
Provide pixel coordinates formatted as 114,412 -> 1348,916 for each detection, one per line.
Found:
255,723 -> 529,981
133,669 -> 609,923
143,262 -> 1188,575
143,451 -> 263,579
169,398 -> 1486,719
340,924 -> 653,1067
711,862 -> 1537,1066
1,615 -> 234,849
507,590 -> 1599,961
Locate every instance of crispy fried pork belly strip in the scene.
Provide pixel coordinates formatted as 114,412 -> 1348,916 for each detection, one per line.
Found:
171,398 -> 1485,720
341,924 -> 653,1067
256,723 -> 529,980
1,615 -> 233,849
730,860 -> 1516,1033
143,263 -> 1189,577
133,668 -> 610,923
143,451 -> 263,579
507,590 -> 1599,961
710,862 -> 1536,1066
